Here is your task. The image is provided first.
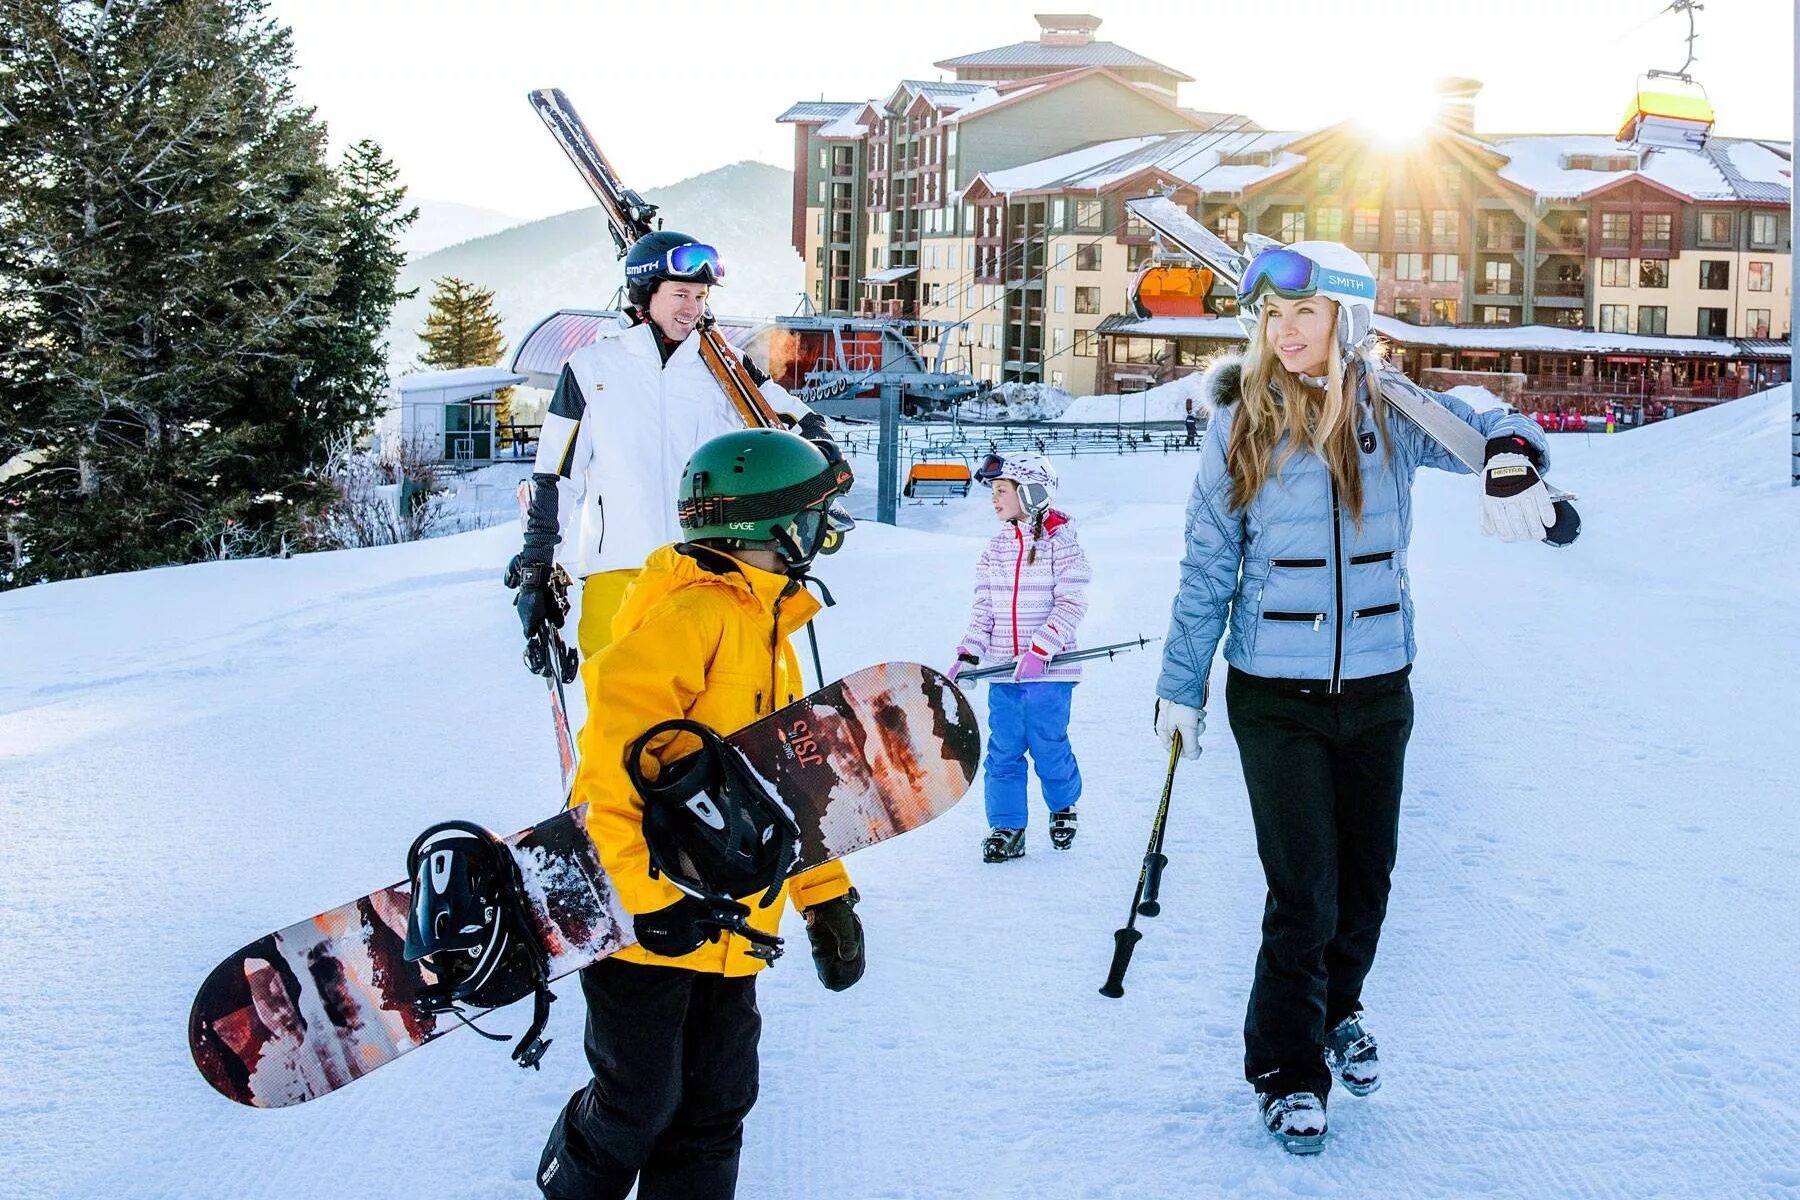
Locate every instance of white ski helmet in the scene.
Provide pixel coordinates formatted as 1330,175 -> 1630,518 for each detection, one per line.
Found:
975,451 -> 1058,516
1236,235 -> 1378,357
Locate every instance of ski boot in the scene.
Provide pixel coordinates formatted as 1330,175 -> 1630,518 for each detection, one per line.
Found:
1323,1013 -> 1379,1097
1049,806 -> 1077,850
981,827 -> 1025,863
1259,1090 -> 1328,1155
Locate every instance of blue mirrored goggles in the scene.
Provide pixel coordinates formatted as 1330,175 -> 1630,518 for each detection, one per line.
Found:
626,241 -> 725,284
1237,247 -> 1378,309
666,241 -> 724,281
1237,247 -> 1320,306
975,452 -> 1005,486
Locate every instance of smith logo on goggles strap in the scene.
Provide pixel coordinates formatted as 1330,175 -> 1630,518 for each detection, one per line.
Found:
1238,246 -> 1376,306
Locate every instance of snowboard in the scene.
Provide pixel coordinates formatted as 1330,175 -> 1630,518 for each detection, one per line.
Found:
189,662 -> 979,1108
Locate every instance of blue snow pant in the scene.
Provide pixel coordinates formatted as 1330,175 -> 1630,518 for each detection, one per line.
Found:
983,681 -> 1082,828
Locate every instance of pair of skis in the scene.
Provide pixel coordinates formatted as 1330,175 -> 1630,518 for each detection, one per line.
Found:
527,88 -> 781,431
1123,196 -> 1582,547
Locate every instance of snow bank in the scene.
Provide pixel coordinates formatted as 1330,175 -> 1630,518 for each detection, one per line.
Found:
1054,372 -> 1206,423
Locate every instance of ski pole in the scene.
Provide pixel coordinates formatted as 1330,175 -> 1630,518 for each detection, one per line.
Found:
1099,732 -> 1182,999
960,635 -> 1160,683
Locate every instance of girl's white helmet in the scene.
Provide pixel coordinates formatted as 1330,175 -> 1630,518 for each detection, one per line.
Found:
976,451 -> 1058,516
1236,235 -> 1379,357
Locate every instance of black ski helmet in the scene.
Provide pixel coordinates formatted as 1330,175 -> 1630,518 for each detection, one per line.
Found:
625,230 -> 723,308
627,719 -> 801,910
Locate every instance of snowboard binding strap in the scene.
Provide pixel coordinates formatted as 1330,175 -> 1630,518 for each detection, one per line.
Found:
402,819 -> 558,1070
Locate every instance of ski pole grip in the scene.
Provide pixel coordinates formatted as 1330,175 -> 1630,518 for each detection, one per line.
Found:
1542,499 -> 1581,547
1099,926 -> 1143,998
1136,851 -> 1169,918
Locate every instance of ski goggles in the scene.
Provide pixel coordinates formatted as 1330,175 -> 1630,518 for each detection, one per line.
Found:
974,452 -> 1007,486
1236,246 -> 1375,309
625,241 -> 725,283
779,501 -> 838,567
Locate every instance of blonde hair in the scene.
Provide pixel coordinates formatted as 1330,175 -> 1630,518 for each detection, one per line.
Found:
1226,306 -> 1390,525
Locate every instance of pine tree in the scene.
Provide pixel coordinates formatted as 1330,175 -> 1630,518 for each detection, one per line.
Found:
417,276 -> 514,436
0,0 -> 366,584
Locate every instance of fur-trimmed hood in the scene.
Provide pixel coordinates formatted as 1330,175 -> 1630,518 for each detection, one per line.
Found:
1196,354 -> 1244,417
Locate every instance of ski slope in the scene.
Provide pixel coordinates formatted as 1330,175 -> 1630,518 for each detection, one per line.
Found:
2,389 -> 1797,1200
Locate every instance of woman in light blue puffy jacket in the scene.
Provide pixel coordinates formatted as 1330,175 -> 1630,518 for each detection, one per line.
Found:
1152,239 -> 1556,1154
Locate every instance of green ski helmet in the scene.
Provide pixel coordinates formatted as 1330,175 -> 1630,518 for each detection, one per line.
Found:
678,429 -> 842,569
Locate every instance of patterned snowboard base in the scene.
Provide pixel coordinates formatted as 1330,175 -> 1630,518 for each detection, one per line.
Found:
190,662 -> 979,1107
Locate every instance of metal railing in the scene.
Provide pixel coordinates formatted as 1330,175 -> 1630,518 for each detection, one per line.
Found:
837,419 -> 1206,468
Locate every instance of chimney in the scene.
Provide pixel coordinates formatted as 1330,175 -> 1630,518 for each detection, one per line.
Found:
1437,77 -> 1482,137
1035,13 -> 1102,46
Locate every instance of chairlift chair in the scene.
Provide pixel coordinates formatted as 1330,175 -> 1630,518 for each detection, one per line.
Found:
1617,78 -> 1714,149
1129,260 -> 1216,320
903,447 -> 972,503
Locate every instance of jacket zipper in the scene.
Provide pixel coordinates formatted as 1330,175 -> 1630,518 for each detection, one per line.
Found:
1330,478 -> 1345,694
1009,523 -> 1024,657
1264,610 -> 1328,630
1352,603 -> 1401,619
768,581 -> 798,714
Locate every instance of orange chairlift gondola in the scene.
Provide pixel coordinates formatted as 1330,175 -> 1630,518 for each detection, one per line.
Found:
1617,0 -> 1715,150
1129,225 -> 1216,320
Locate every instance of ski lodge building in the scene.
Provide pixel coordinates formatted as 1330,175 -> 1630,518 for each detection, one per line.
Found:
777,13 -> 1791,413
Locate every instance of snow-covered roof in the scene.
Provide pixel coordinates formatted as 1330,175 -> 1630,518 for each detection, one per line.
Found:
1493,135 -> 1792,204
943,81 -> 1050,124
777,101 -> 863,124
934,39 -> 1193,83
818,104 -> 876,139
975,128 -> 1303,197
393,366 -> 528,397
1094,314 -> 1785,360
902,79 -> 988,105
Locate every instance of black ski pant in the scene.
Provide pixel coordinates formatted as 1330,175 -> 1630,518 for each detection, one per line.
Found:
537,957 -> 761,1200
1226,666 -> 1414,1102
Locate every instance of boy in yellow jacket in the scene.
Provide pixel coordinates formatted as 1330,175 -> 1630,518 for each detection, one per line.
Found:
537,428 -> 863,1200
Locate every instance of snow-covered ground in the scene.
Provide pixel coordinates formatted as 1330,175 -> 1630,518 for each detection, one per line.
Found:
3,390 -> 1797,1199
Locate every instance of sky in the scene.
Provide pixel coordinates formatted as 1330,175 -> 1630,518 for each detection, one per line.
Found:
272,0 -> 1796,222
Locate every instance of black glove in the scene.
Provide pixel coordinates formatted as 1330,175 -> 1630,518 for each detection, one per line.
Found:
803,888 -> 865,992
504,552 -> 563,637
797,410 -> 855,495
632,895 -> 753,959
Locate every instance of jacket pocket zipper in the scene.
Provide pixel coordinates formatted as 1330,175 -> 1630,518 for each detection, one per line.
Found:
1349,550 -> 1395,565
1264,610 -> 1328,632
1271,558 -> 1327,568
1351,603 -> 1401,619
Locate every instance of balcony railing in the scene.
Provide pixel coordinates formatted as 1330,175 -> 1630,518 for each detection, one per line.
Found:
1477,231 -> 1525,251
1474,279 -> 1521,296
1534,281 -> 1586,297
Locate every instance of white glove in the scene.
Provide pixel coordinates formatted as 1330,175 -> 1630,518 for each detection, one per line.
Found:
1153,698 -> 1204,760
1480,452 -> 1556,543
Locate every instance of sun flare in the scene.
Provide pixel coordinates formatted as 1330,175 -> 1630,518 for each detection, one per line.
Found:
1356,77 -> 1448,147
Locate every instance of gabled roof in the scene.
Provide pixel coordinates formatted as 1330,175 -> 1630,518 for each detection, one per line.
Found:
934,38 -> 1193,83
819,103 -> 880,140
777,100 -> 864,124
971,127 -> 1304,199
944,67 -> 1214,130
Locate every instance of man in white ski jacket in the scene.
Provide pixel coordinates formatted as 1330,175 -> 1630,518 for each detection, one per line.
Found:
507,231 -> 849,662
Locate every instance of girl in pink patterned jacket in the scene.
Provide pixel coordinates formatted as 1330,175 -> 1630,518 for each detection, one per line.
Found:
950,452 -> 1092,863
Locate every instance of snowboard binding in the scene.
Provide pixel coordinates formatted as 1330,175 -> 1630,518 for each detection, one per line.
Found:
403,820 -> 556,1069
629,718 -> 803,962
